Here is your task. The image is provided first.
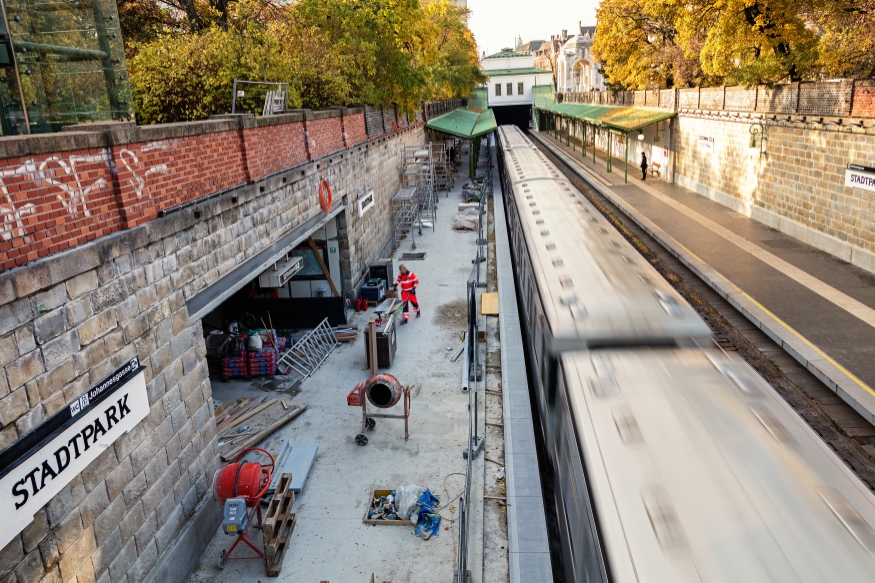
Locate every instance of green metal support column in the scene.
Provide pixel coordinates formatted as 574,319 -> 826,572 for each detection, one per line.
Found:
593,127 -> 597,164
607,132 -> 612,173
565,117 -> 570,146
582,123 -> 586,158
572,120 -> 576,151
624,132 -> 629,184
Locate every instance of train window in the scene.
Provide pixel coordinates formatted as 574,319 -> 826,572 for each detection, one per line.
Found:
536,219 -> 544,225
545,243 -> 556,250
597,228 -> 608,234
552,258 -> 563,267
588,216 -> 598,223
540,230 -> 550,236
532,210 -> 540,215
638,274 -> 653,286
560,276 -> 573,289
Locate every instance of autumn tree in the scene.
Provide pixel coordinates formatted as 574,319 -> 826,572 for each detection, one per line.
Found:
592,0 -> 875,89
126,0 -> 484,123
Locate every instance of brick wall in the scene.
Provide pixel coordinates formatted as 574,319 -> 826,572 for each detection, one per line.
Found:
242,115 -> 308,182
0,106 -> 428,273
364,106 -> 385,139
852,80 -> 875,118
673,114 -> 875,269
0,121 -> 427,583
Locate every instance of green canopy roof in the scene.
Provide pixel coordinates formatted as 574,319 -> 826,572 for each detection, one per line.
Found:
483,49 -> 529,59
426,107 -> 497,140
486,67 -> 552,77
532,85 -> 675,132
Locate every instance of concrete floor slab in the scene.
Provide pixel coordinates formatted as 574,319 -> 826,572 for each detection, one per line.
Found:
191,168 -> 505,582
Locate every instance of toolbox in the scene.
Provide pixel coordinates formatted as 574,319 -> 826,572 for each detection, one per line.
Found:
360,278 -> 386,302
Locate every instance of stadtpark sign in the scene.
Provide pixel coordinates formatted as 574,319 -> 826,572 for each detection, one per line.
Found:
0,357 -> 148,550
846,164 -> 875,194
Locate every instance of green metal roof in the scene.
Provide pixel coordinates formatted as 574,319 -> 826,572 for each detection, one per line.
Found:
485,67 -> 552,77
426,107 -> 497,140
532,85 -> 675,132
483,49 -> 530,59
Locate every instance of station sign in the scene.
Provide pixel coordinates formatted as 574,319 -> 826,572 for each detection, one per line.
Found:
698,137 -> 714,153
846,164 -> 875,194
358,188 -> 375,217
0,358 -> 148,550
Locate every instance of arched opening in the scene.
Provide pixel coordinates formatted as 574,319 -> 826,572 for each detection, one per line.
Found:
573,60 -> 592,91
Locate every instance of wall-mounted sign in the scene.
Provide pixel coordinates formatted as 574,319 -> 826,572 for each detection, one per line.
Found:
0,358 -> 148,550
698,136 -> 714,153
358,188 -> 375,217
846,164 -> 875,194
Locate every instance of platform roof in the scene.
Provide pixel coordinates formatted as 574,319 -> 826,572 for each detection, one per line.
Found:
426,107 -> 497,140
532,85 -> 675,132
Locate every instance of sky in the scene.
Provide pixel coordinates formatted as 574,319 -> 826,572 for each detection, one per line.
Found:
467,0 -> 600,58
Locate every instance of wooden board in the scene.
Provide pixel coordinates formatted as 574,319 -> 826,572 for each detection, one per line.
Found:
480,292 -> 499,316
220,403 -> 308,462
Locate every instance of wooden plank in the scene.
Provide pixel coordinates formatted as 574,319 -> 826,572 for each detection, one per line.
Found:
307,236 -> 339,297
215,398 -> 249,424
480,292 -> 499,315
219,398 -> 277,434
215,397 -> 265,433
221,404 -> 308,462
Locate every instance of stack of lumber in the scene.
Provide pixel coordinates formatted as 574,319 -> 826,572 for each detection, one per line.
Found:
220,401 -> 308,462
264,473 -> 296,577
331,324 -> 358,343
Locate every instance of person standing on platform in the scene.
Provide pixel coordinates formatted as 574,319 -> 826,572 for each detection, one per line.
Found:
394,264 -> 420,324
641,152 -> 648,181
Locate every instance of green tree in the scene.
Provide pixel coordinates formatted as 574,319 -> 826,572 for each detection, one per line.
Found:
129,21 -> 300,124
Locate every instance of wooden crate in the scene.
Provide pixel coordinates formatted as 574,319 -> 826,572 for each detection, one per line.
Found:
362,489 -> 412,526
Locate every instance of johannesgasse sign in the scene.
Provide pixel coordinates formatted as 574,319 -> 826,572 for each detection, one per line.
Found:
0,358 -> 148,549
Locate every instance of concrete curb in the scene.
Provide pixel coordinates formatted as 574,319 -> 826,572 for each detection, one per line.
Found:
531,131 -> 875,427
493,149 -> 553,583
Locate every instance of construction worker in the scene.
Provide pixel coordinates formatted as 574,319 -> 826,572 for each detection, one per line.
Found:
394,264 -> 420,324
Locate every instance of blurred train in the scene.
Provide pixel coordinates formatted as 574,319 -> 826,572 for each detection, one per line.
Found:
496,124 -> 875,582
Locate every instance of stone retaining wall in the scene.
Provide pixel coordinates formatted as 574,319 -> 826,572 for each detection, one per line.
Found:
0,113 -> 427,582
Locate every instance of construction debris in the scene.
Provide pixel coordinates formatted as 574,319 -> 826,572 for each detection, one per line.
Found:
221,402 -> 308,462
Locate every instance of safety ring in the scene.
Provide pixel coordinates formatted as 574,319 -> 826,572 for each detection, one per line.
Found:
319,179 -> 332,213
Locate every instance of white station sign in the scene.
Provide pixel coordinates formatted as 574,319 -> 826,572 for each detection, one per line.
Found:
845,164 -> 875,194
0,358 -> 149,550
698,136 -> 714,153
357,188 -> 375,217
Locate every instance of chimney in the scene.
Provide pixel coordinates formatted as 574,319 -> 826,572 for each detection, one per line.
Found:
562,29 -> 567,39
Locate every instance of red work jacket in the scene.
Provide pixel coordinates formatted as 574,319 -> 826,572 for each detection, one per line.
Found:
395,272 -> 418,298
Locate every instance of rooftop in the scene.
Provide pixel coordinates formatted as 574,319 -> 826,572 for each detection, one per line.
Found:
485,67 -> 552,78
483,48 -> 530,59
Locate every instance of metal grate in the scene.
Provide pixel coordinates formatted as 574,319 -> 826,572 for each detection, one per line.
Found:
399,252 -> 427,260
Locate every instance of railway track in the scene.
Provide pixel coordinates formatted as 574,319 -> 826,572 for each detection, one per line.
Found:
533,137 -> 875,492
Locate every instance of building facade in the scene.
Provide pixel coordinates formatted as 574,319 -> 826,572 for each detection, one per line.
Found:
556,24 -> 605,93
481,49 -> 552,108
529,23 -> 605,93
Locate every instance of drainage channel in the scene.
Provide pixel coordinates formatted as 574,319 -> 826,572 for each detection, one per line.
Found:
534,137 -> 875,492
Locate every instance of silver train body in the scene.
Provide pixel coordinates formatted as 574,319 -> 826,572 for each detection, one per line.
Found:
496,124 -> 875,582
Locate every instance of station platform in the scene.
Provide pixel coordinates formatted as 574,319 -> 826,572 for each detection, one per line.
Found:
190,160 -> 517,582
531,129 -> 875,428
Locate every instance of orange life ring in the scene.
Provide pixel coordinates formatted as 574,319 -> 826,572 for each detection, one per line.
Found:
319,179 -> 332,212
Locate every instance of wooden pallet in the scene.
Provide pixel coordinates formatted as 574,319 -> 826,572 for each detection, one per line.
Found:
264,472 -> 296,577
264,513 -> 296,576
263,473 -> 294,538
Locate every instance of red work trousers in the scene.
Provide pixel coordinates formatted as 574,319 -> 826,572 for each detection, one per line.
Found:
401,290 -> 420,320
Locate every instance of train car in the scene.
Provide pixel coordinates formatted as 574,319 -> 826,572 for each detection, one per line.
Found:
495,124 -> 875,582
